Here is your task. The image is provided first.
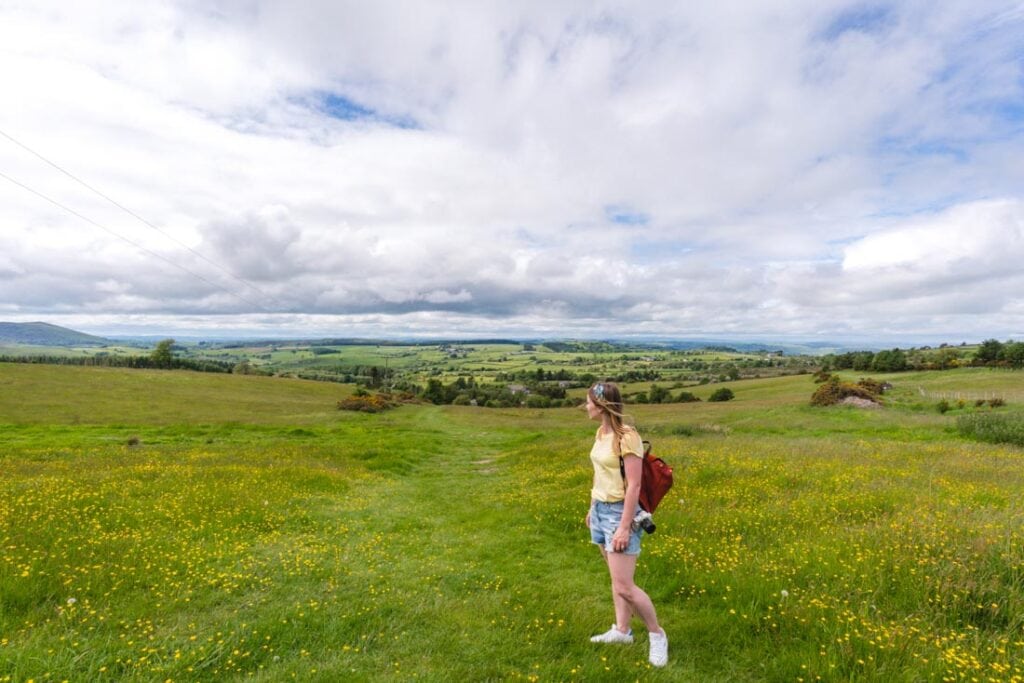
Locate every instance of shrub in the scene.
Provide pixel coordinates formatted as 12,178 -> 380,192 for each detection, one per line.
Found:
810,376 -> 880,407
232,361 -> 254,375
675,391 -> 701,403
708,388 -> 735,402
813,370 -> 833,383
936,400 -> 950,414
648,384 -> 672,403
337,393 -> 399,413
525,395 -> 551,408
856,378 -> 885,396
988,397 -> 1006,408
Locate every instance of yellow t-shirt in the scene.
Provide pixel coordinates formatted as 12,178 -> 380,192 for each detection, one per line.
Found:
590,427 -> 643,502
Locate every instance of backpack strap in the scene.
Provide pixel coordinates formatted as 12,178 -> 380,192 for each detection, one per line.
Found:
617,434 -> 634,501
617,438 -> 651,473
614,432 -> 626,479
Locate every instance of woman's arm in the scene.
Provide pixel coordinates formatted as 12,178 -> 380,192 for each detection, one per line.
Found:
612,454 -> 642,550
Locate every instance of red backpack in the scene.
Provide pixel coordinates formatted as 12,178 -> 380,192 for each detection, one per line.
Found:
619,440 -> 674,513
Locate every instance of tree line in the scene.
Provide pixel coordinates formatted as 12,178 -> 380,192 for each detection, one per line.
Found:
0,353 -> 232,373
973,339 -> 1024,367
822,340 -> 1024,373
420,376 -> 572,408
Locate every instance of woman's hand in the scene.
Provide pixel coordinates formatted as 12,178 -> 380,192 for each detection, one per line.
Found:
612,526 -> 631,552
585,509 -> 591,529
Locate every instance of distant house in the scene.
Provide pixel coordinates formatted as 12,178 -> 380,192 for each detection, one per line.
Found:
439,343 -> 469,359
507,384 -> 530,395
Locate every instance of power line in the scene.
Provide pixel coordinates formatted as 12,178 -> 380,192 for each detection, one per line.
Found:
0,126 -> 280,304
0,168 -> 269,312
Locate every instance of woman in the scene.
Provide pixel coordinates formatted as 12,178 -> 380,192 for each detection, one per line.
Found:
584,381 -> 668,667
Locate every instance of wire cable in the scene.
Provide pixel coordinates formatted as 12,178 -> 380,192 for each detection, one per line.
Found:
0,168 -> 269,312
0,126 -> 279,304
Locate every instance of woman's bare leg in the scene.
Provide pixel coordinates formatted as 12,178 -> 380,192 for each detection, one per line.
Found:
599,548 -> 635,631
605,551 -> 661,634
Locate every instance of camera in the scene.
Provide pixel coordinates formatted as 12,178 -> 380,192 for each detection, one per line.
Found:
631,509 -> 656,535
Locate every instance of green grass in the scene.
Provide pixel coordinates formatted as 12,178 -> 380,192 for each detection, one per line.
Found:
957,412 -> 1024,447
0,364 -> 348,425
2,363 -> 1024,681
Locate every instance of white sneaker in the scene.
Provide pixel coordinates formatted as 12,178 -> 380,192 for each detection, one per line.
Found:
590,624 -> 633,644
649,629 -> 668,667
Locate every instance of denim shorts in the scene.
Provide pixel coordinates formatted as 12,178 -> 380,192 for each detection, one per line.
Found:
589,500 -> 642,555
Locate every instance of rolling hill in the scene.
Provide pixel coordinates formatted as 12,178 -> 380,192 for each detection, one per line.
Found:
0,321 -> 110,346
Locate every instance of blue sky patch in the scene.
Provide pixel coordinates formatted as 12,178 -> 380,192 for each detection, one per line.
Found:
906,141 -> 969,163
821,5 -> 891,40
317,92 -> 419,129
876,135 -> 969,163
990,100 -> 1024,124
322,93 -> 376,121
605,205 -> 650,226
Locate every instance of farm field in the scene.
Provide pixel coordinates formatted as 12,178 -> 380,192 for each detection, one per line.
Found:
0,339 -> 817,389
1,363 -> 1023,681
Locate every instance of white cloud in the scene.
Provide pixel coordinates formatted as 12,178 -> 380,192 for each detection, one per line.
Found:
1,1 -> 1023,341
843,199 -> 1024,273
767,199 -> 1024,336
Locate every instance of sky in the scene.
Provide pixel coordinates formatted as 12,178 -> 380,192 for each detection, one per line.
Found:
1,1 -> 1023,343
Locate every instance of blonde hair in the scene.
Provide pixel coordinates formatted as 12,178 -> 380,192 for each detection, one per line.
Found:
588,381 -> 634,445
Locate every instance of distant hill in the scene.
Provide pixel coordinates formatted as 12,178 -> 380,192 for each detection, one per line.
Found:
0,322 -> 110,346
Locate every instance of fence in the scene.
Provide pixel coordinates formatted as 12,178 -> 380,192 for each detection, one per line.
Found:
918,387 -> 1017,402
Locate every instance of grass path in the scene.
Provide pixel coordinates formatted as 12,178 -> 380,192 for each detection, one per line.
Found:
277,408 -> 682,681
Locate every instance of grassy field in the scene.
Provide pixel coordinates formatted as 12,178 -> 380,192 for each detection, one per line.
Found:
1,363 -> 1023,681
1,339 -> 812,389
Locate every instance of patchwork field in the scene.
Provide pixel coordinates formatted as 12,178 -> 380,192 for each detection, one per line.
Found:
0,339 -> 819,389
1,363 -> 1022,681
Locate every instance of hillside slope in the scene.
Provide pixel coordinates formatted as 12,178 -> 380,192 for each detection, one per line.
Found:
0,321 -> 110,346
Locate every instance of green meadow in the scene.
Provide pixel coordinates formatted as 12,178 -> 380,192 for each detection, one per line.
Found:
2,363 -> 1023,681
5,339 -> 816,388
